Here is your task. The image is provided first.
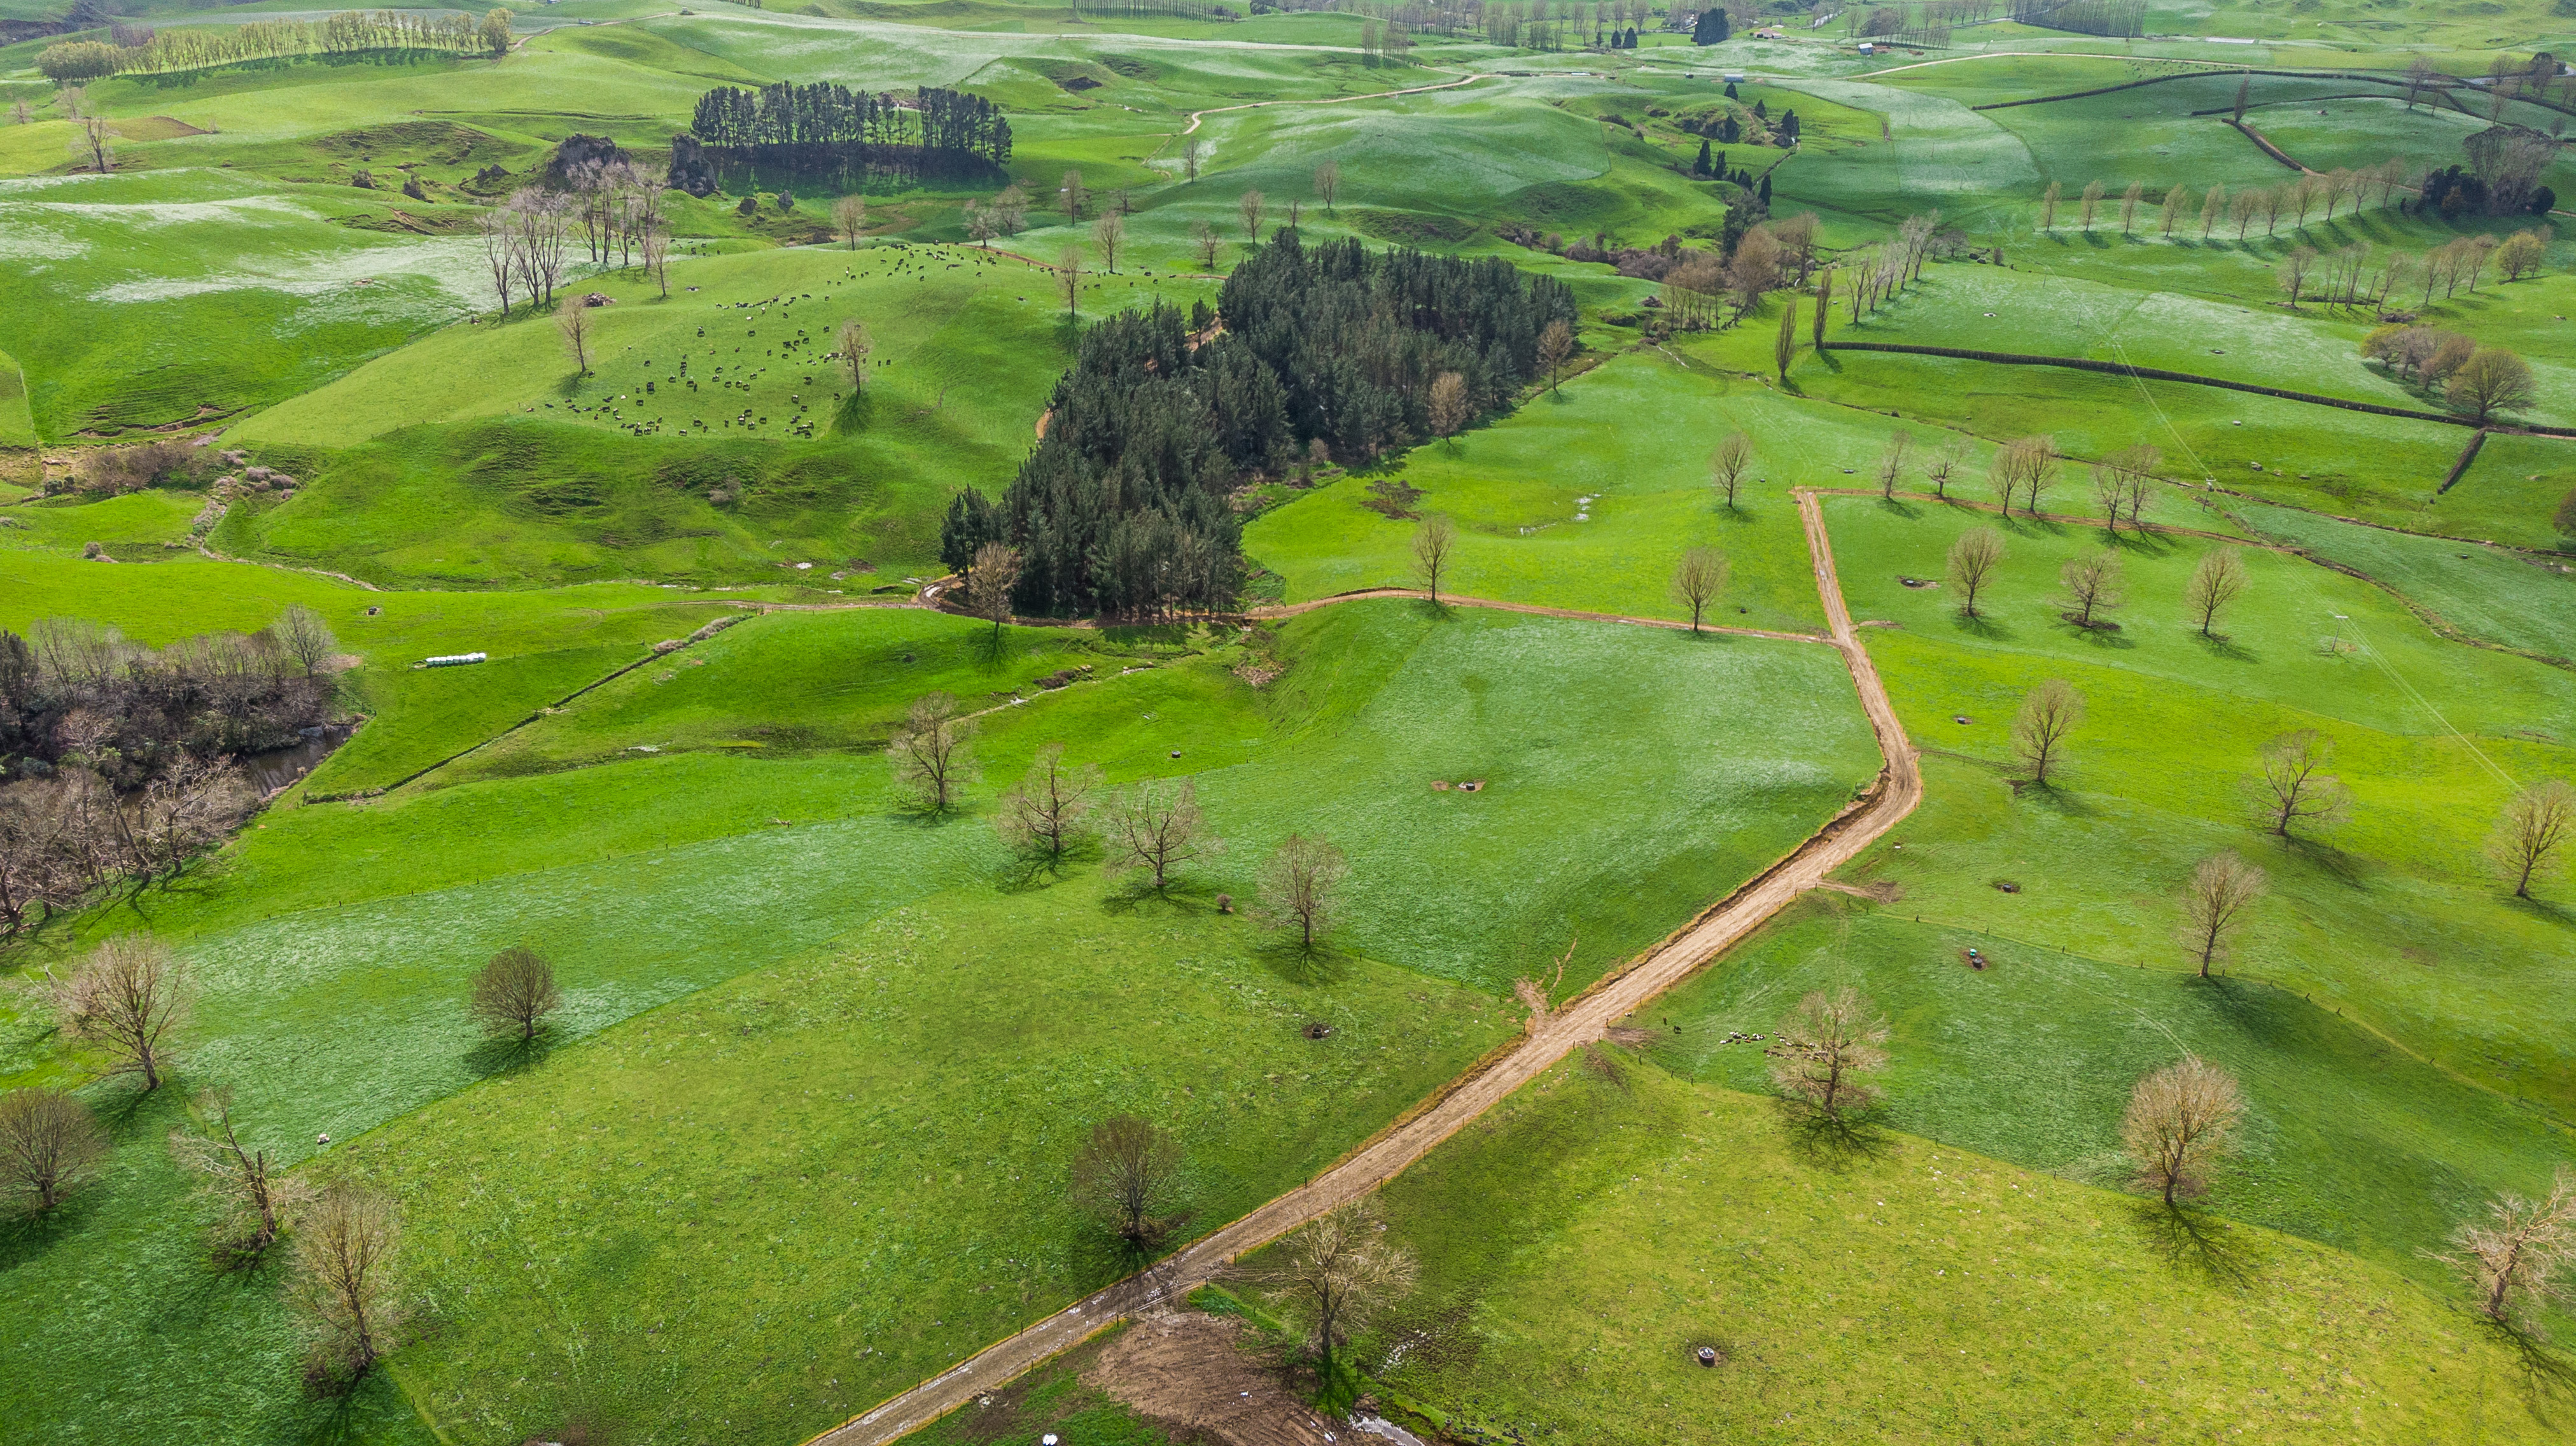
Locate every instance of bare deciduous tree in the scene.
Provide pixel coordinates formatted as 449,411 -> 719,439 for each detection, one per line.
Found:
2253,729 -> 2348,838
468,946 -> 561,1041
1191,220 -> 1222,273
170,1088 -> 312,1267
1058,168 -> 1088,223
1056,245 -> 1084,318
1537,319 -> 1575,393
1091,209 -> 1125,272
640,222 -> 671,299
49,935 -> 188,1091
1102,777 -> 1217,890
1260,1200 -> 1418,1379
0,1086 -> 107,1216
1989,435 -> 2058,517
1238,188 -> 1266,243
71,115 -> 113,173
1070,1114 -> 1186,1246
1411,514 -> 1457,605
2442,1165 -> 2576,1332
1710,431 -> 1753,510
837,318 -> 874,394
1425,370 -> 1469,447
1875,429 -> 1912,500
1670,547 -> 1728,634
2184,546 -> 2248,638
1181,136 -> 1204,183
555,298 -> 593,376
1946,526 -> 2006,619
834,193 -> 867,249
887,692 -> 978,814
2013,678 -> 2083,787
2122,1055 -> 2243,1207
2490,779 -> 2575,899
967,542 -> 1021,639
2178,852 -> 2266,978
1922,436 -> 1966,501
1313,157 -> 1340,211
291,1183 -> 404,1383
996,743 -> 1100,860
2059,549 -> 2124,629
1259,834 -> 1348,950
1767,986 -> 1890,1122
271,603 -> 339,678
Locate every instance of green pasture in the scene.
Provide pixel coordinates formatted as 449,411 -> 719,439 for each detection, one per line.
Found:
1273,1058 -> 2570,1445
2227,496 -> 2576,663
2438,430 -> 2576,551
3,597 -> 1877,1445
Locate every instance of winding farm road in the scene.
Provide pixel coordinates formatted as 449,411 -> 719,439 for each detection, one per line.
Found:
803,488 -> 1921,1446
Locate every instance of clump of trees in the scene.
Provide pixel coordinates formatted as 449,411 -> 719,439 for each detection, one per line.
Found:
1766,986 -> 1890,1123
42,11 -> 491,83
2361,327 -> 2535,421
683,83 -> 1011,189
2122,1055 -> 2243,1207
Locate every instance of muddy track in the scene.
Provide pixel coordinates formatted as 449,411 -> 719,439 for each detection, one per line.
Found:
802,488 -> 1922,1446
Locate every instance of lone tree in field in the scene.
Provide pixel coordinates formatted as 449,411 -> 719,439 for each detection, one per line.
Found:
1875,430 -> 1913,500
1710,431 -> 1754,510
2013,678 -> 2083,787
1411,514 -> 1458,605
1238,188 -> 1266,243
1922,436 -> 1965,500
49,936 -> 188,1092
1775,300 -> 1796,382
468,946 -> 562,1042
170,1088 -> 313,1268
272,603 -> 339,678
834,193 -> 867,249
1103,778 -> 1218,891
2253,728 -> 2348,838
2122,1055 -> 2244,1207
1425,370 -> 1470,449
1262,1200 -> 1418,1384
838,318 -> 873,392
1767,986 -> 1891,1123
2489,778 -> 2575,899
1056,246 -> 1084,319
996,743 -> 1101,861
887,692 -> 978,815
1946,527 -> 2006,619
1069,1114 -> 1186,1247
2177,852 -> 2266,979
1313,158 -> 1341,212
0,1086 -> 107,1216
291,1183 -> 405,1385
1259,834 -> 1348,951
2059,549 -> 2125,629
2446,347 -> 2537,423
967,542 -> 1021,640
1536,318 -> 1576,395
1670,547 -> 1730,634
2183,547 -> 2249,638
1191,220 -> 1222,272
2442,1165 -> 2576,1333
1091,209 -> 1125,272
554,299 -> 592,375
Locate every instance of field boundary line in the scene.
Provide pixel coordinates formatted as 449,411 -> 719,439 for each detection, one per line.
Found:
797,494 -> 1921,1446
1818,340 -> 2575,435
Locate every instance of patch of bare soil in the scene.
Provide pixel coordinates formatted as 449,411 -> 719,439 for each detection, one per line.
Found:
1084,1311 -> 1340,1446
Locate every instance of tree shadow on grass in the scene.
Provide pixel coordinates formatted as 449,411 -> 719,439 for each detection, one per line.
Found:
1251,934 -> 1355,988
1949,611 -> 2014,642
2130,1200 -> 2264,1288
464,1030 -> 559,1080
1098,875 -> 1225,918
995,839 -> 1102,895
1775,1100 -> 1893,1171
2010,780 -> 2099,818
2265,832 -> 2377,891
2187,630 -> 2258,664
2504,894 -> 2576,934
2054,616 -> 2139,651
832,387 -> 876,436
2493,1321 -> 2576,1412
0,1191 -> 102,1270
1874,495 -> 1922,521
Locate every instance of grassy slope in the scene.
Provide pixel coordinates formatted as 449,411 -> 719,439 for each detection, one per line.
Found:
1289,1058 -> 2569,1445
2,598 -> 1879,1446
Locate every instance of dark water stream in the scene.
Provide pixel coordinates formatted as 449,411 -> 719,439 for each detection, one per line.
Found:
244,722 -> 356,796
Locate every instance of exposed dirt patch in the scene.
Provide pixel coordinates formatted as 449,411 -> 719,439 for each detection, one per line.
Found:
1084,1310 -> 1339,1446
113,116 -> 209,141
